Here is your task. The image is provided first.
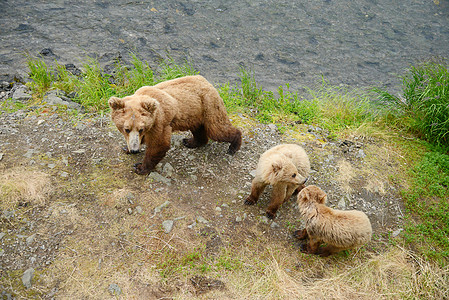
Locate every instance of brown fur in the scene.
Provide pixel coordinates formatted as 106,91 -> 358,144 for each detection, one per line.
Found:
109,75 -> 242,174
245,144 -> 310,219
295,185 -> 372,257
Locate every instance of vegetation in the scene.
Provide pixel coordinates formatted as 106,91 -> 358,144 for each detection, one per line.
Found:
11,54 -> 448,297
373,59 -> 449,148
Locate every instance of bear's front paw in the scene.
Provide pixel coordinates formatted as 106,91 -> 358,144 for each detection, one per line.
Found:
266,211 -> 276,219
244,197 -> 256,205
133,163 -> 151,175
294,229 -> 308,240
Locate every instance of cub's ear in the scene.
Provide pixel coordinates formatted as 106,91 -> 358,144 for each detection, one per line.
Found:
271,161 -> 283,174
141,97 -> 159,113
109,97 -> 124,111
318,192 -> 327,204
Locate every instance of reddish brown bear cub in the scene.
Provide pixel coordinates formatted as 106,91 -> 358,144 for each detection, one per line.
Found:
295,185 -> 372,257
109,75 -> 242,175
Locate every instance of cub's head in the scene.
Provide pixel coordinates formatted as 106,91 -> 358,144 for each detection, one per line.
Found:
297,185 -> 327,206
267,159 -> 307,186
108,95 -> 159,153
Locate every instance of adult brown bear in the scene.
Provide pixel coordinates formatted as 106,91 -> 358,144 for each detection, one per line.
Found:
109,75 -> 242,175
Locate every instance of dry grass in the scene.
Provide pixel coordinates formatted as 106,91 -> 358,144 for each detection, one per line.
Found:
336,159 -> 356,193
0,168 -> 51,210
224,246 -> 449,300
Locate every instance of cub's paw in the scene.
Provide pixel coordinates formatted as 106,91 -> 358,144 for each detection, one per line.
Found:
133,163 -> 151,175
244,197 -> 256,205
294,229 -> 308,240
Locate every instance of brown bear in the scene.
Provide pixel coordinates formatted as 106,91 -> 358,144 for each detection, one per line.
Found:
109,75 -> 242,175
245,144 -> 310,219
295,185 -> 372,257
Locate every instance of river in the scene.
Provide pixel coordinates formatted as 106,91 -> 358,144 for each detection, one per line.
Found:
1,0 -> 448,93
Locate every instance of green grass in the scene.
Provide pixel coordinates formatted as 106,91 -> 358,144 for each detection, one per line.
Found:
373,59 -> 449,148
402,149 -> 449,263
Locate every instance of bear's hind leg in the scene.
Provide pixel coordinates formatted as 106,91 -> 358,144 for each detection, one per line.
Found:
183,125 -> 209,148
207,125 -> 242,155
316,245 -> 343,257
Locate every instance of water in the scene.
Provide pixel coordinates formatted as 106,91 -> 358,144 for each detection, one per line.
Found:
1,0 -> 448,93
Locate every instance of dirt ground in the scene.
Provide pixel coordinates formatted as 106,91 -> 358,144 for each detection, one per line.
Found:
0,94 -> 406,298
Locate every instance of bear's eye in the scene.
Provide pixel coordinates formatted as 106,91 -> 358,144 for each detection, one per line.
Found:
125,129 -> 130,134
139,129 -> 143,134
292,173 -> 297,178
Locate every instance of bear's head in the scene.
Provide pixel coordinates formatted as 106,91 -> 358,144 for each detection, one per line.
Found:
297,185 -> 327,206
109,95 -> 160,153
267,159 -> 307,187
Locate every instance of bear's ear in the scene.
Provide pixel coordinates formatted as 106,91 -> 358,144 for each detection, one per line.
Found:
318,193 -> 327,204
141,97 -> 158,114
109,97 -> 124,111
271,161 -> 283,175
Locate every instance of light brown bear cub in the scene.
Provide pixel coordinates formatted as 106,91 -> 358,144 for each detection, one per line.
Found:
295,185 -> 372,257
245,144 -> 310,219
109,75 -> 242,175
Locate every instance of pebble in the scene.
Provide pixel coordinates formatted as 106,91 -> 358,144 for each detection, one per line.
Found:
22,268 -> 34,289
162,163 -> 174,177
392,228 -> 403,238
260,216 -> 270,224
235,216 -> 242,222
148,172 -> 171,185
154,201 -> 170,213
26,233 -> 36,245
108,283 -> 122,296
196,216 -> 208,224
215,207 -> 222,212
0,232 -> 5,240
162,220 -> 174,233
270,222 -> 280,228
135,206 -> 143,214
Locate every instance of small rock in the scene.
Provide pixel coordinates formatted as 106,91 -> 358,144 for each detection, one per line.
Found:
37,119 -> 45,125
260,216 -> 270,224
72,149 -> 86,154
148,172 -> 171,185
392,228 -> 403,238
270,222 -> 280,228
22,268 -> 35,289
162,220 -> 174,233
48,163 -> 56,169
135,206 -> 143,214
26,233 -> 36,245
0,153 -> 3,161
108,283 -> 122,296
0,232 -> 5,240
196,216 -> 208,224
60,171 -> 69,178
126,192 -> 135,204
249,170 -> 257,177
187,221 -> 197,229
356,149 -> 366,158
215,207 -> 222,212
235,216 -> 242,222
154,201 -> 170,213
127,208 -> 133,214
162,163 -> 174,177
12,85 -> 32,101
